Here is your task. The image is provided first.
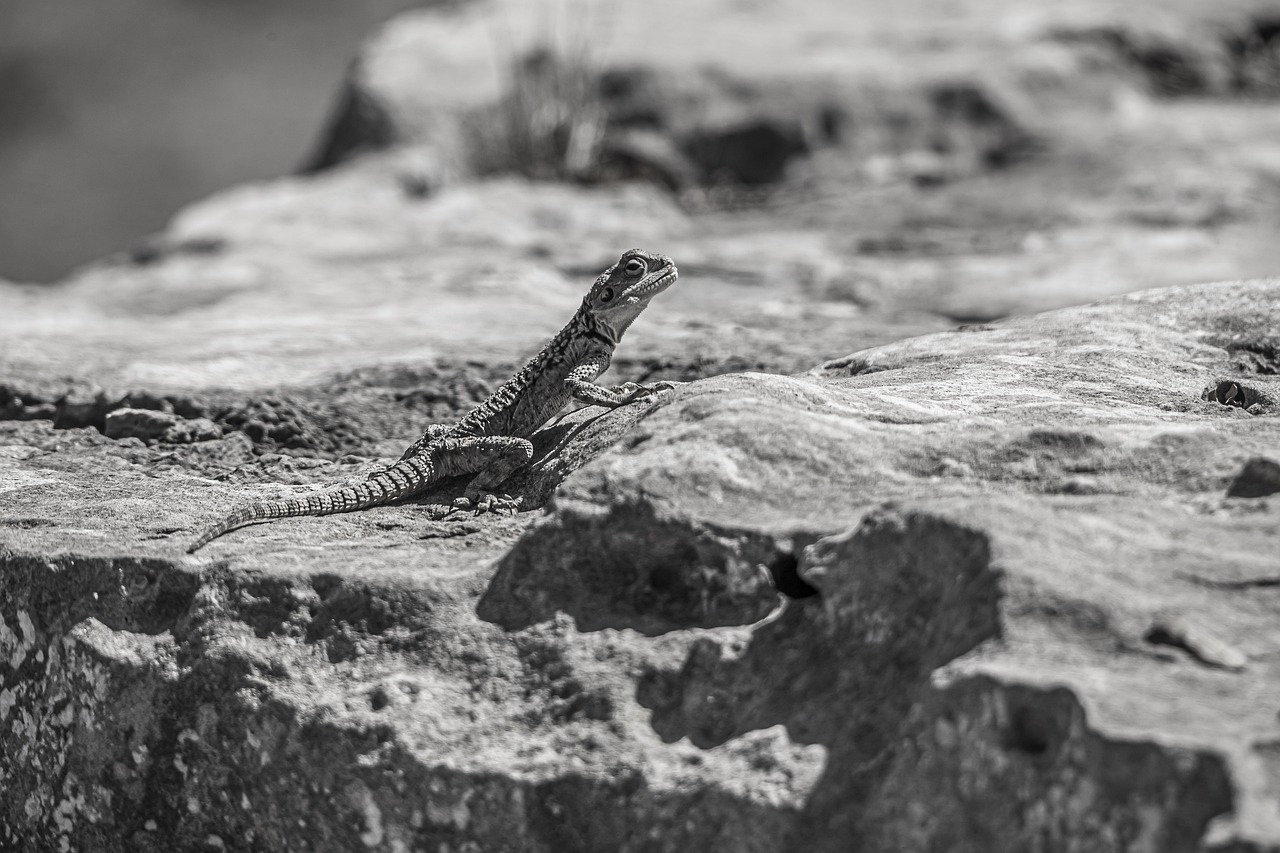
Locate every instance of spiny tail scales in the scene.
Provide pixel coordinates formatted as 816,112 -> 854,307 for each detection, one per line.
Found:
186,454 -> 437,553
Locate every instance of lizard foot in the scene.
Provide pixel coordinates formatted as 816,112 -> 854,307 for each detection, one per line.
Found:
641,379 -> 683,394
618,380 -> 682,405
451,492 -> 520,516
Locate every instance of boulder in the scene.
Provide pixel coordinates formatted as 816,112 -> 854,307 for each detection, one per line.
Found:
3,275 -> 1278,851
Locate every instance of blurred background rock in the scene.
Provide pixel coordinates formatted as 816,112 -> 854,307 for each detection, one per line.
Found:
0,0 -> 427,283
3,0 -> 1279,298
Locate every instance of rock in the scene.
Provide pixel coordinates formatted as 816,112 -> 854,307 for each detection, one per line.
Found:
304,2 -> 1048,190
1049,23 -> 1232,96
50,382 -> 118,430
3,278 -> 1280,850
1228,456 -> 1280,498
477,498 -> 791,634
598,128 -> 700,191
638,506 -> 1243,851
926,81 -> 1040,170
1224,15 -> 1280,95
161,417 -> 223,445
5,3 -> 1280,843
301,69 -> 400,174
482,277 -> 1280,851
103,407 -> 179,441
1049,13 -> 1280,98
76,405 -> 219,444
0,153 -> 947,398
680,119 -> 810,186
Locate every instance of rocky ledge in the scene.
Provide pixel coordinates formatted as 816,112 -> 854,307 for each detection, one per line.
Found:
5,0 -> 1280,848
2,271 -> 1278,852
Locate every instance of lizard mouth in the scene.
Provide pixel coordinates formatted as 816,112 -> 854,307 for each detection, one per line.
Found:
638,264 -> 678,298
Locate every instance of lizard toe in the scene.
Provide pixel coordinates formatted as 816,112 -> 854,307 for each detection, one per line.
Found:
467,491 -> 520,516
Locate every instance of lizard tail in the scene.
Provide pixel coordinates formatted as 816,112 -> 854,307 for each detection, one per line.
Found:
187,457 -> 436,552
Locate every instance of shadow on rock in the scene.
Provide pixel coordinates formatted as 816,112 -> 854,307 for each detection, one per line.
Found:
477,498 -> 801,635
634,507 -> 1233,852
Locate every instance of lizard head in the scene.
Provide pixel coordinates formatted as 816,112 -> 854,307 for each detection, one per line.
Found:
583,249 -> 678,342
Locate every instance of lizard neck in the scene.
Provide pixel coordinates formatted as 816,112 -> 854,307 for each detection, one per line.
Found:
576,301 -> 628,347
518,305 -> 614,386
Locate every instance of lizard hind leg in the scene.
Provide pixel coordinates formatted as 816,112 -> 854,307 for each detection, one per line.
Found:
399,423 -> 453,461
363,424 -> 454,481
445,435 -> 535,516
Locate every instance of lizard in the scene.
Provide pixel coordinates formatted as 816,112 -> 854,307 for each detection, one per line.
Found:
187,248 -> 679,552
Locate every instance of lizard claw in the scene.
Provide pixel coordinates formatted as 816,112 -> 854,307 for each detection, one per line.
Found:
453,492 -> 520,516
619,380 -> 680,405
477,492 -> 520,515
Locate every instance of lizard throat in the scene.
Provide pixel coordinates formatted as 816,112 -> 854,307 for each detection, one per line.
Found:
579,304 -> 625,346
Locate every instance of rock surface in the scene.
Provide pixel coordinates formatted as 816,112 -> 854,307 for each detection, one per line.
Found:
3,273 -> 1279,851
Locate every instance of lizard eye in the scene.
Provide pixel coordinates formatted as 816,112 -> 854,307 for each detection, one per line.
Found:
624,258 -> 646,277
600,286 -> 615,303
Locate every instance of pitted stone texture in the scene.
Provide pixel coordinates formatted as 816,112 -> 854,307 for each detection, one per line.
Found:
4,279 -> 1280,851
482,278 -> 1280,851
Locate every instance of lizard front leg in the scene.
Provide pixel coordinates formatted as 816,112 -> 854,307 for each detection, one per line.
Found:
564,360 -> 680,409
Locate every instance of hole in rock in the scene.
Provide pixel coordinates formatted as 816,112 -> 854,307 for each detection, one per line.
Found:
1004,705 -> 1053,756
648,564 -> 679,592
769,552 -> 818,599
1202,379 -> 1266,411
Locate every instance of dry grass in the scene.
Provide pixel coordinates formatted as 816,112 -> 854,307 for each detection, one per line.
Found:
468,3 -> 611,181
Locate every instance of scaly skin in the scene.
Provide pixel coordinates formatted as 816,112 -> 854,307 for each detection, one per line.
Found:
187,249 -> 679,552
